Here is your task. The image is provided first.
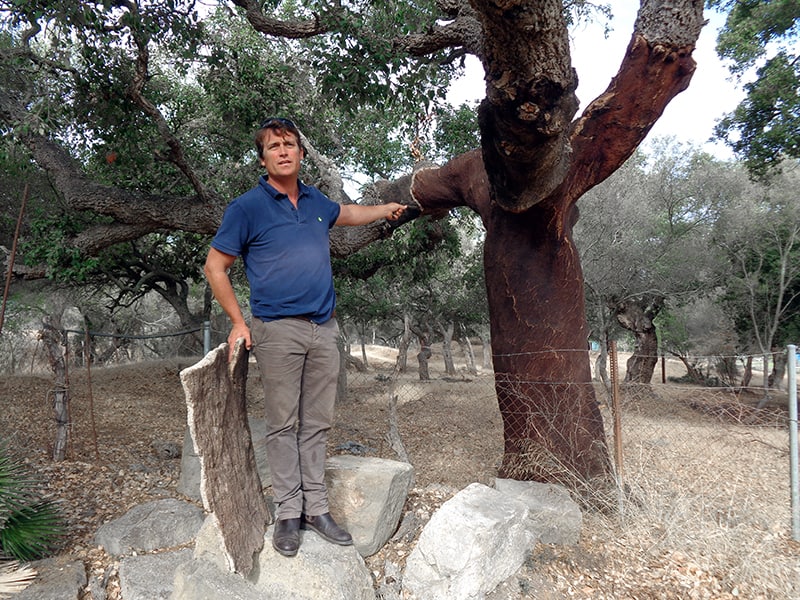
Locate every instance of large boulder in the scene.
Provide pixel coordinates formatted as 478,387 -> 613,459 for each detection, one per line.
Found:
325,455 -> 414,556
494,478 -> 582,545
402,482 -> 535,600
94,498 -> 204,556
172,515 -> 374,600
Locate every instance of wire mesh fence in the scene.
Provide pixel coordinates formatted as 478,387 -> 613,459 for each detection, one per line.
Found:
594,378 -> 794,598
338,341 -> 797,597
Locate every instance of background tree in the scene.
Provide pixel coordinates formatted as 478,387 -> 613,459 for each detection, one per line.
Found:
334,214 -> 465,378
656,296 -> 738,386
710,0 -> 800,178
712,164 -> 800,401
575,140 -> 725,384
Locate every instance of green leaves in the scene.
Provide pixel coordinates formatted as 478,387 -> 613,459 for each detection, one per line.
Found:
713,51 -> 800,179
714,0 -> 800,70
0,502 -> 64,561
712,0 -> 800,177
301,0 -> 456,116
0,444 -> 64,561
22,209 -> 105,281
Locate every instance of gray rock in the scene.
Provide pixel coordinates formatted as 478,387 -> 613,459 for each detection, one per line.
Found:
171,559 -> 259,600
494,478 -> 582,545
94,498 -> 204,556
14,556 -> 86,600
325,455 -> 415,557
402,482 -> 535,600
252,525 -> 375,600
119,548 -> 193,600
173,521 -> 373,600
27,459 -> 584,600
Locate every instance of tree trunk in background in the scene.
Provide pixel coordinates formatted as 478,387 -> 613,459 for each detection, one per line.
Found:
624,331 -> 659,384
594,342 -> 609,387
741,355 -> 754,388
480,332 -> 492,370
757,352 -> 772,408
459,328 -> 478,376
768,347 -> 786,390
614,296 -> 664,384
411,323 -> 432,381
395,314 -> 411,373
439,320 -> 456,376
359,326 -> 369,368
41,317 -> 69,461
672,353 -> 704,384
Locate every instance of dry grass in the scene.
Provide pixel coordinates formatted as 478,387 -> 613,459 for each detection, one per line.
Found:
588,384 -> 797,599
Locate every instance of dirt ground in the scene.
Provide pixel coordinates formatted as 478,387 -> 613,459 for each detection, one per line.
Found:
1,347 -> 797,599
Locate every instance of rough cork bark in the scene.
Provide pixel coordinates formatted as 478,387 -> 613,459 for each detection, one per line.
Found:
180,340 -> 270,576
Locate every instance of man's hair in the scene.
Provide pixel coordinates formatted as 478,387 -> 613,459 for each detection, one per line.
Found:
255,118 -> 305,159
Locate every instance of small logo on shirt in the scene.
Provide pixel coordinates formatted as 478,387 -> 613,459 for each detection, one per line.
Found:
317,216 -> 323,222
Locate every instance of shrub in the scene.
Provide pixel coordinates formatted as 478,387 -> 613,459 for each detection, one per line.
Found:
0,444 -> 64,561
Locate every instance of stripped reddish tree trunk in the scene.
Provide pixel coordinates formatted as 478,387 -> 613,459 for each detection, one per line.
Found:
410,16 -> 704,487
484,202 -> 607,483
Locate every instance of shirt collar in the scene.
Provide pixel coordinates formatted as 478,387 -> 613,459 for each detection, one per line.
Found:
259,175 -> 310,200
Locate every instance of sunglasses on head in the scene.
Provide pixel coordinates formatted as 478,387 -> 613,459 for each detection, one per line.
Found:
260,117 -> 297,129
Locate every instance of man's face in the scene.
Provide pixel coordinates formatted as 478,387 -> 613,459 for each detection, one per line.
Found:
260,129 -> 303,180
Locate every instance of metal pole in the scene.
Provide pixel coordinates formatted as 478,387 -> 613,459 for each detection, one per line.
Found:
609,340 -> 623,481
203,321 -> 211,355
788,344 -> 799,542
0,183 -> 29,336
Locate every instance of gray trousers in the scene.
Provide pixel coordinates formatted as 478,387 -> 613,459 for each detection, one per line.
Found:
251,317 -> 340,520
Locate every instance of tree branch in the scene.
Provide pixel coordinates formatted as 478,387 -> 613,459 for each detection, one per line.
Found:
393,15 -> 483,58
230,0 -> 332,38
565,0 -> 705,206
126,5 -> 213,203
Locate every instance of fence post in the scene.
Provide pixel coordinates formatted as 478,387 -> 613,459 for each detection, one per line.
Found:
203,321 -> 211,355
609,340 -> 623,482
788,344 -> 799,542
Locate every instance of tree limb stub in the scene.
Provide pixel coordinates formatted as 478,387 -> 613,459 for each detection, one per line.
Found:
181,339 -> 269,576
395,15 -> 484,57
409,150 -> 490,218
636,0 -> 706,48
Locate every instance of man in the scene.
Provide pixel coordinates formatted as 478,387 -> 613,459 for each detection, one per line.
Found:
204,117 -> 407,557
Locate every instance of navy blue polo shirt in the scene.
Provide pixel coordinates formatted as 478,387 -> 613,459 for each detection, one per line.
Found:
211,176 -> 341,323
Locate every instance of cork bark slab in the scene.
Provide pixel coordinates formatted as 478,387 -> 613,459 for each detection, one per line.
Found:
180,340 -> 270,575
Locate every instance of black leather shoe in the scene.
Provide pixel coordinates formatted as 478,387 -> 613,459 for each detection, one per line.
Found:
272,517 -> 301,556
301,512 -> 353,546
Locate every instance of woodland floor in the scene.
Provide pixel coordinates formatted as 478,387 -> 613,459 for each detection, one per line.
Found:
0,347 -> 798,599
